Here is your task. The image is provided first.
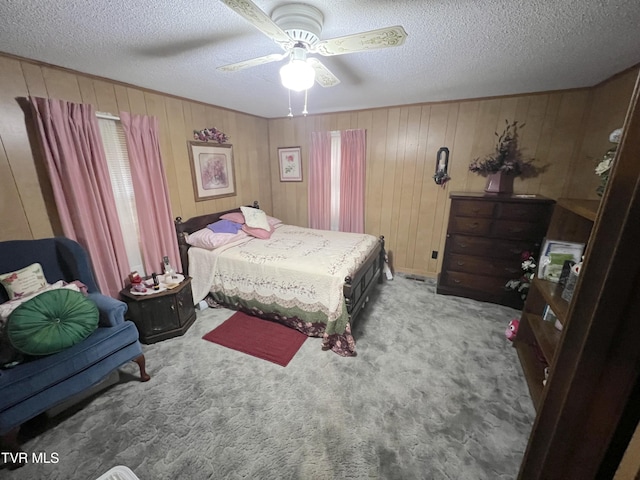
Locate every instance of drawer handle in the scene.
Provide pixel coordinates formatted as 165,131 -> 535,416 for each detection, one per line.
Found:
453,279 -> 461,284
170,304 -> 175,311
456,261 -> 465,266
457,242 -> 468,248
469,222 -> 479,229
504,267 -> 519,274
510,248 -> 521,254
509,227 -> 524,233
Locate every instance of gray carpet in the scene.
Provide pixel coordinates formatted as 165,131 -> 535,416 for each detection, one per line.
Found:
5,275 -> 535,480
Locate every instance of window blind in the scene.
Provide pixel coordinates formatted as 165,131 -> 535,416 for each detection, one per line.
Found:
97,117 -> 145,276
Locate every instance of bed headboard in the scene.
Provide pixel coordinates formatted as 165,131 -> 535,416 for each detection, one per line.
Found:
174,200 -> 259,276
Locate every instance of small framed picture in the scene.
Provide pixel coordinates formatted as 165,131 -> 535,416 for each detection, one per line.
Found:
278,147 -> 303,182
537,239 -> 585,283
187,141 -> 236,202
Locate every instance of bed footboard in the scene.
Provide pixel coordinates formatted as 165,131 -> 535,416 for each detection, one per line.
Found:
343,236 -> 385,325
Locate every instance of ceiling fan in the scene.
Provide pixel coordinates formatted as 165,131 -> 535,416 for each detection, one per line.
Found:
218,0 -> 408,91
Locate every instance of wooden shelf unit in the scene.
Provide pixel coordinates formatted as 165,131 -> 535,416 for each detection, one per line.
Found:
513,198 -> 599,410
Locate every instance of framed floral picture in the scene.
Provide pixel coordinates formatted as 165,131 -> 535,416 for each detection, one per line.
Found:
278,146 -> 303,182
188,141 -> 236,202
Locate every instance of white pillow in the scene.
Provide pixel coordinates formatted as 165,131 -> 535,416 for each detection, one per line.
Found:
186,228 -> 248,250
0,263 -> 48,300
240,206 -> 270,231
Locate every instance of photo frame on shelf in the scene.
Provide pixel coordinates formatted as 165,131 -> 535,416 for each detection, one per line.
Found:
187,141 -> 236,202
278,146 -> 303,182
537,239 -> 585,283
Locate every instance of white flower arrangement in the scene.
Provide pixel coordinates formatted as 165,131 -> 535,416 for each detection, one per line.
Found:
595,128 -> 622,197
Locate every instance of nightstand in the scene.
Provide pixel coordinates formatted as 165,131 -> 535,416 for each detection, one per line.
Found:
120,277 -> 196,344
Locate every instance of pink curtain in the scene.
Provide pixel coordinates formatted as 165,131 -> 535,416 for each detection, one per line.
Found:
120,112 -> 181,275
339,129 -> 366,233
308,131 -> 332,230
30,97 -> 131,297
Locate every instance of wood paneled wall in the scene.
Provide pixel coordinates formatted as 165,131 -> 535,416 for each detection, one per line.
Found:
0,54 -> 271,242
0,51 -> 636,278
268,68 -> 639,277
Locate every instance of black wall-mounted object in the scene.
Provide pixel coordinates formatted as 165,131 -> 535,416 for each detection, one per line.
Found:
433,147 -> 450,186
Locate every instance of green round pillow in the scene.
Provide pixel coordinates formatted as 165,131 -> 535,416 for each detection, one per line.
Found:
7,289 -> 98,356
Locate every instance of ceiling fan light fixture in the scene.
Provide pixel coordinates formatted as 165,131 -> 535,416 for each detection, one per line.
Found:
280,46 -> 315,92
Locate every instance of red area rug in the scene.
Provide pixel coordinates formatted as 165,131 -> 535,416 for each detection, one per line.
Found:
202,311 -> 307,367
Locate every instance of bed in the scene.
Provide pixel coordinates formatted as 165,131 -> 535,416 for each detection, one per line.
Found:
174,202 -> 385,356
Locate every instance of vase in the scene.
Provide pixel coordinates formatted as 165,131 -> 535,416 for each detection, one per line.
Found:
484,172 -> 514,194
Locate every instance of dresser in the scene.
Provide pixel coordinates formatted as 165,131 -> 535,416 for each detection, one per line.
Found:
120,277 -> 196,344
437,192 -> 554,309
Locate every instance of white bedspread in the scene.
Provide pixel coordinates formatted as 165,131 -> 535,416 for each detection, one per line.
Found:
188,224 -> 379,330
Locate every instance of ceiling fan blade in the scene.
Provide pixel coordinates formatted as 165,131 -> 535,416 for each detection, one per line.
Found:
218,53 -> 287,72
220,0 -> 293,50
312,26 -> 408,56
307,58 -> 340,88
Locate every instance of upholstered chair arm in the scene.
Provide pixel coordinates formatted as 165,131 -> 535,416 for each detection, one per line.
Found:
87,293 -> 128,327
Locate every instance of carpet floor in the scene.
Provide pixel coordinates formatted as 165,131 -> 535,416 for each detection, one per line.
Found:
4,275 -> 535,480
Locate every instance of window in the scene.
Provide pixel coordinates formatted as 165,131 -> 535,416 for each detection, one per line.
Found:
97,116 -> 145,275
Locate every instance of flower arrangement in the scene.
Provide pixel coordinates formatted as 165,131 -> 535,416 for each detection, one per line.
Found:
505,251 -> 537,300
594,128 -> 621,197
469,120 -> 536,177
595,147 -> 616,196
193,127 -> 229,144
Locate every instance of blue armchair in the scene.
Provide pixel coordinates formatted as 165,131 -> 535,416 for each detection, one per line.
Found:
0,237 -> 149,457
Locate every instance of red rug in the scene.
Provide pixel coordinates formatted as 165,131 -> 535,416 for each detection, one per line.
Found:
202,311 -> 307,367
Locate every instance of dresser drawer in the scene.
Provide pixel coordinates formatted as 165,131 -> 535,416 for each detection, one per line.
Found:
440,270 -> 510,295
449,217 -> 492,235
451,200 -> 495,218
448,234 -> 534,260
497,202 -> 551,222
492,219 -> 547,240
446,253 -> 522,278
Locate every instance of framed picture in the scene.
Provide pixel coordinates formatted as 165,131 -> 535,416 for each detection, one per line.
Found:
537,239 -> 585,283
278,147 -> 303,182
188,141 -> 236,202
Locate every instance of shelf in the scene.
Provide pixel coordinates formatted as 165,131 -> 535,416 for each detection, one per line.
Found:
556,198 -> 600,222
525,312 -> 562,363
515,342 -> 545,409
514,197 -> 597,415
531,277 -> 569,322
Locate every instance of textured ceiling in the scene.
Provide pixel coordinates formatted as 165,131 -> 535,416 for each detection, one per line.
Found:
1,0 -> 639,119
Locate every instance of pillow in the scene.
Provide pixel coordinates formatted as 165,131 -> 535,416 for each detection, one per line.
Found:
220,212 -> 245,224
186,228 -> 248,250
7,289 -> 98,356
207,219 -> 243,234
221,211 -> 283,228
242,224 -> 274,240
0,263 -> 48,300
266,215 -> 283,227
240,206 -> 270,231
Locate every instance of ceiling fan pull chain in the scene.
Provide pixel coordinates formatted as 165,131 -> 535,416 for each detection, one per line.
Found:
287,89 -> 293,118
303,89 -> 309,116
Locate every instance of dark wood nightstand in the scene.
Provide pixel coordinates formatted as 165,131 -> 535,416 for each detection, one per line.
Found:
120,277 -> 196,344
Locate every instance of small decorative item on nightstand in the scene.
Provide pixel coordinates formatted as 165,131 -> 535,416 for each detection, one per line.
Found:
163,255 -> 178,282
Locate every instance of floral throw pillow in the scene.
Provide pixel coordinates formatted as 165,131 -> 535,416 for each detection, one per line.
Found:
0,263 -> 48,300
240,206 -> 270,231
